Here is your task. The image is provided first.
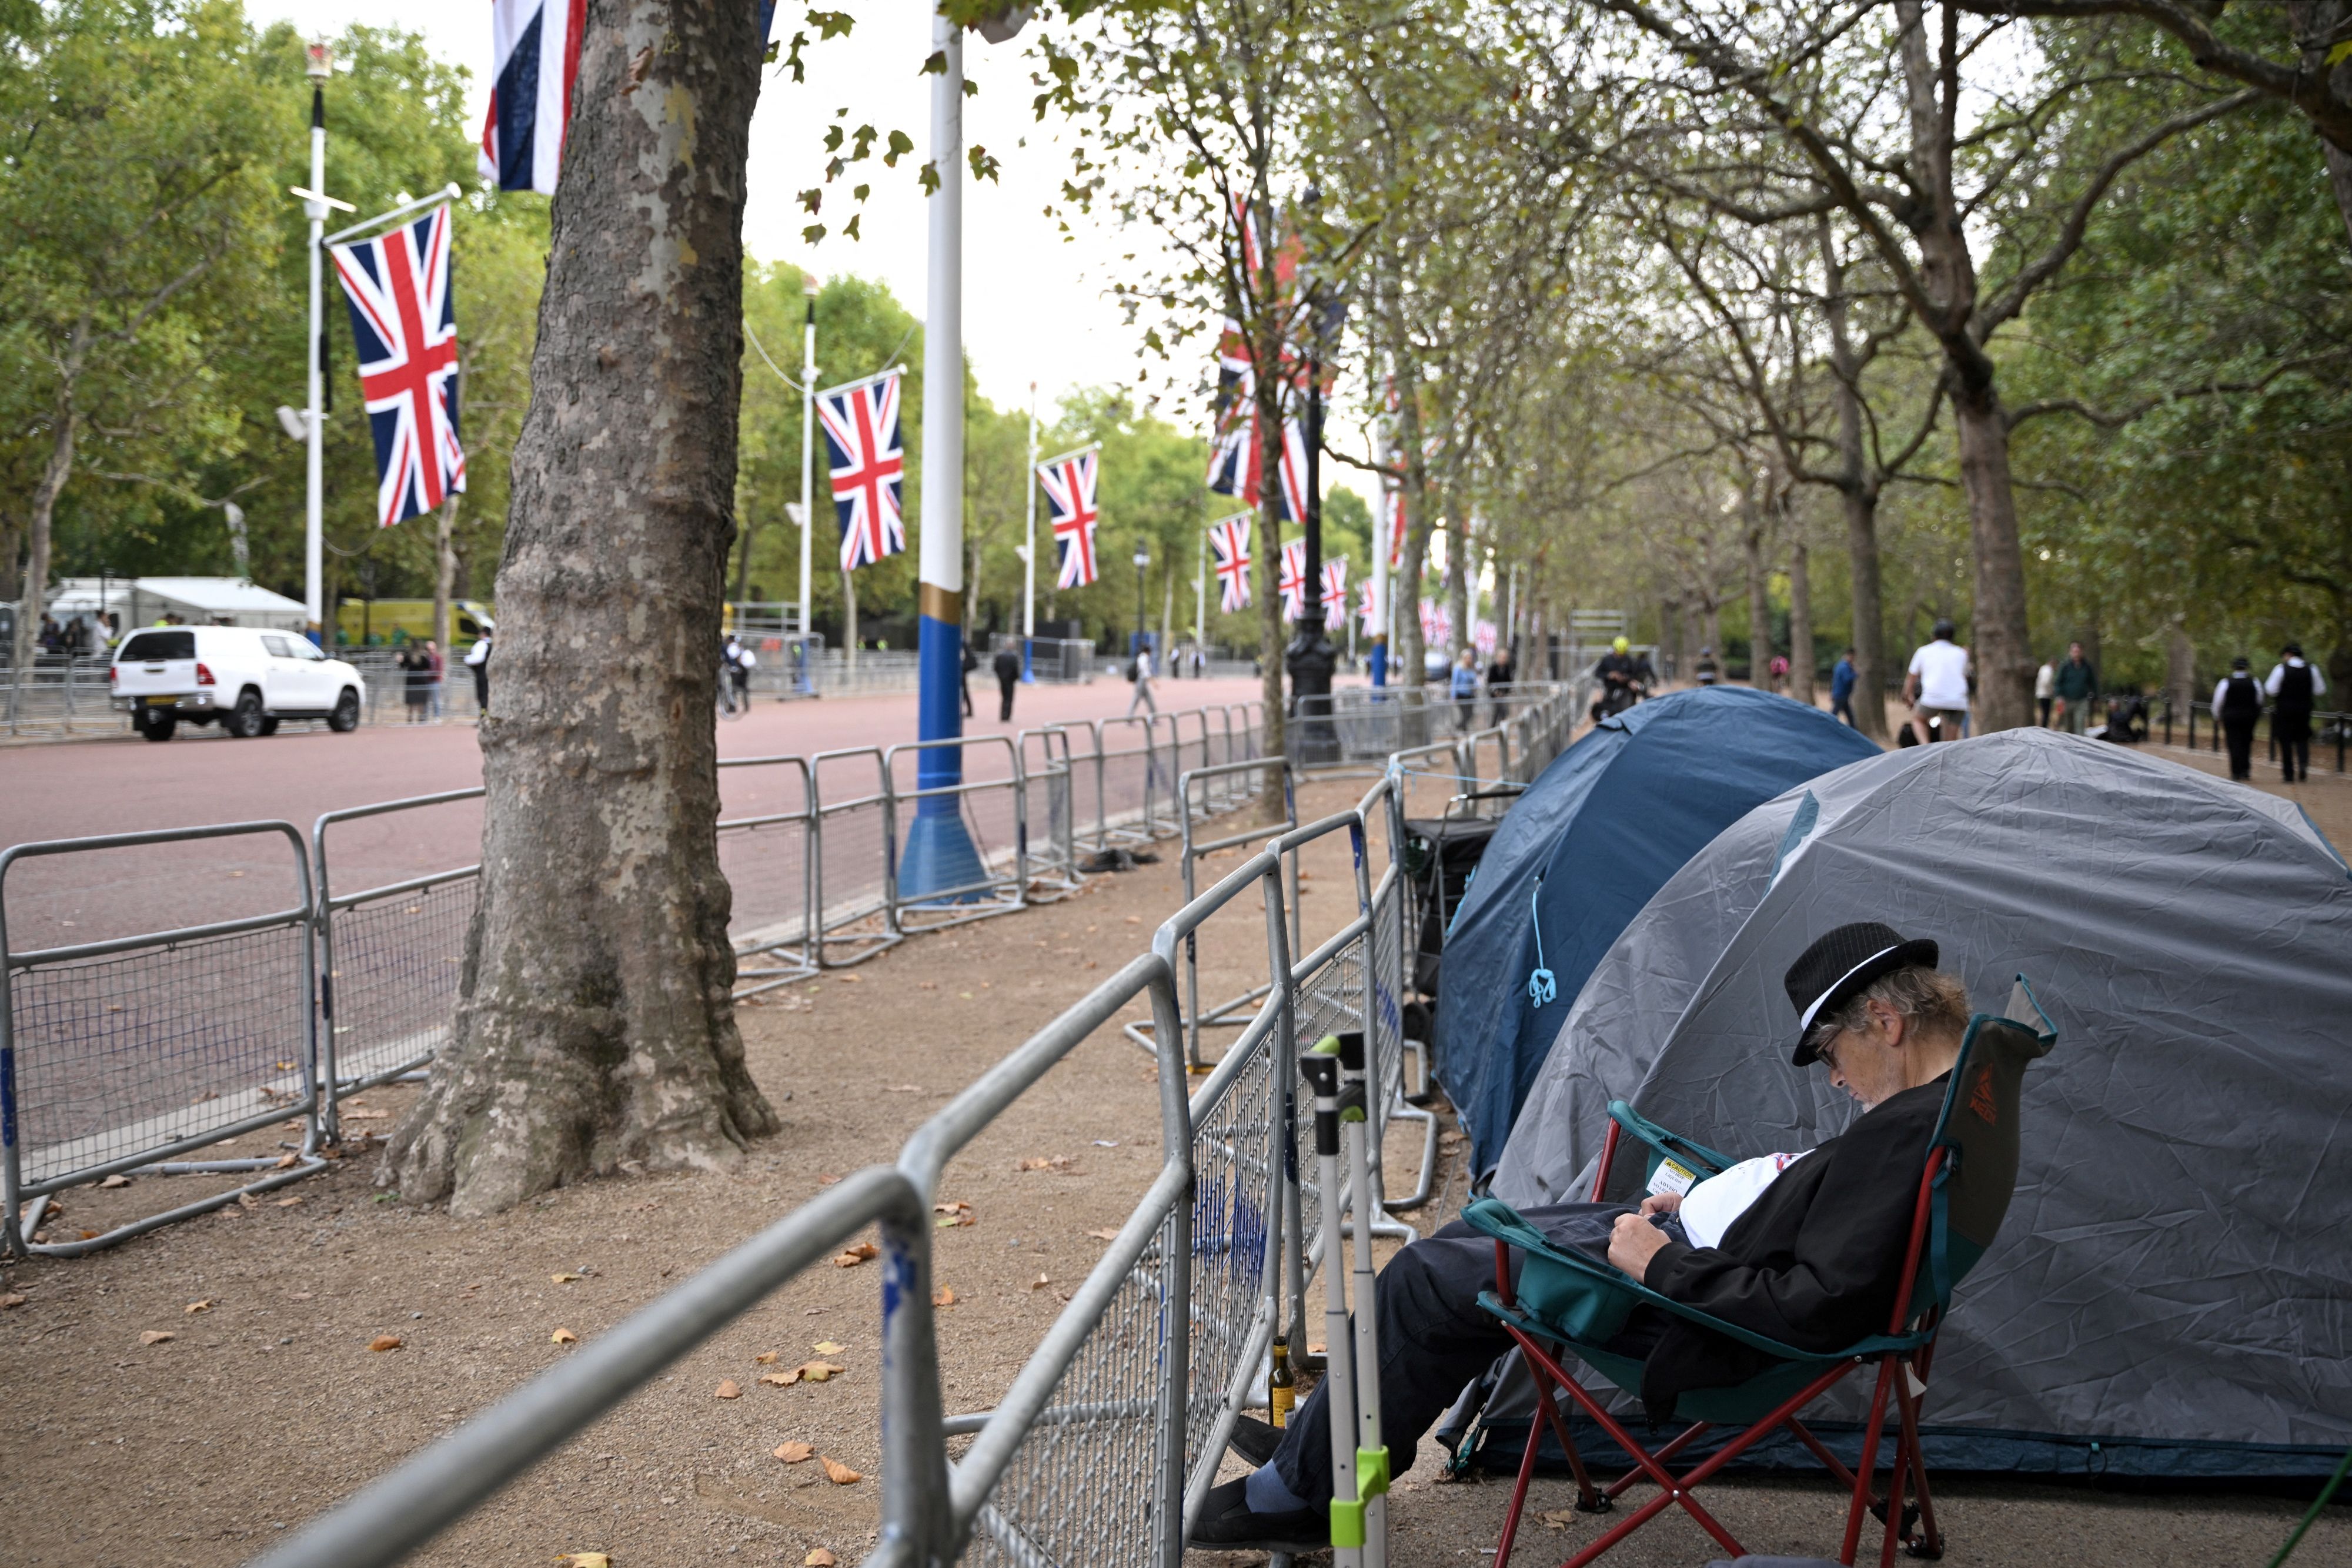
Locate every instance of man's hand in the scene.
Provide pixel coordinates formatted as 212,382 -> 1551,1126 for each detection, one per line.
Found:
1638,1192 -> 1681,1216
1608,1213 -> 1672,1282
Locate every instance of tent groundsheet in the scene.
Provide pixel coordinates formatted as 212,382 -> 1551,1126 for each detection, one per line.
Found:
1435,686 -> 1876,1178
1488,729 -> 2352,1476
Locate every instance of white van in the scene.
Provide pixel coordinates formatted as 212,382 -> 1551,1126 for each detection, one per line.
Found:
109,625 -> 365,741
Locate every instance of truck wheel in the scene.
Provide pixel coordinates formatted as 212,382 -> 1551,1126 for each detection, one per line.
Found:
137,708 -> 176,742
328,688 -> 360,732
225,689 -> 265,738
258,716 -> 281,736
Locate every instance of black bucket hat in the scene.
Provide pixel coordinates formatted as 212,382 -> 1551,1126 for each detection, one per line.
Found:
1785,922 -> 1940,1066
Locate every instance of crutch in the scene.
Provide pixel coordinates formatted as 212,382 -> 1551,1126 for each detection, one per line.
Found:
1305,1033 -> 1391,1567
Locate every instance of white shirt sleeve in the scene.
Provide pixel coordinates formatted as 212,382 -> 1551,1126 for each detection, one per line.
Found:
2317,667 -> 2330,696
1907,647 -> 1926,675
2214,680 -> 2232,713
2265,664 -> 2285,696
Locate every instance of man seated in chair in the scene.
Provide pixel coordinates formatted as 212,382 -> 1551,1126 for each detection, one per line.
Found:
1194,922 -> 1972,1552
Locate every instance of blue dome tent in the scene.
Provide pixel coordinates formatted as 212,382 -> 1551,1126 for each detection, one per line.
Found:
1433,686 -> 1879,1178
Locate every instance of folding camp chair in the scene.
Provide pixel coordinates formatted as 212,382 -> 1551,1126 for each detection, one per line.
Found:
1464,979 -> 2055,1568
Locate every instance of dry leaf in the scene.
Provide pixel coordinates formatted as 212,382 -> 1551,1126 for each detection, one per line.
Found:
236,1192 -> 257,1211
1087,1228 -> 1121,1242
556,1555 -> 613,1567
274,1153 -> 300,1169
797,1360 -> 845,1383
773,1441 -> 816,1463
0,1293 -> 26,1309
1536,1509 -> 1579,1530
139,1329 -> 175,1346
931,1286 -> 957,1308
820,1456 -> 861,1485
832,1242 -> 878,1268
275,1196 -> 303,1208
812,1340 -> 846,1355
714,1379 -> 743,1400
369,1334 -> 403,1352
550,1272 -> 583,1283
184,1299 -> 213,1315
816,1174 -> 840,1186
804,1551 -> 838,1567
834,972 -> 861,984
759,1369 -> 801,1387
99,1173 -> 130,1189
754,1350 -> 783,1365
551,1327 -> 579,1345
1016,1156 -> 1077,1173
1028,1273 -> 1051,1290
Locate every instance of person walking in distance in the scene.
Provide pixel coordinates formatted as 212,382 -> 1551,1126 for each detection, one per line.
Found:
2214,657 -> 2264,783
1450,647 -> 1479,706
1128,640 -> 1158,716
466,621 -> 493,715
2266,642 -> 2328,783
423,638 -> 446,721
2035,658 -> 2056,727
400,642 -> 432,723
991,640 -> 1022,723
1903,618 -> 1971,742
959,638 -> 977,718
1694,645 -> 1720,686
2053,641 -> 2097,734
1830,646 -> 1859,726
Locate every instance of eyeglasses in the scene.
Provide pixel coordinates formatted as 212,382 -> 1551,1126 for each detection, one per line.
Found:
1808,1025 -> 1847,1074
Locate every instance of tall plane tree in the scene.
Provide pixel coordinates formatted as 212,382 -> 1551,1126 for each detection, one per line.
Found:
389,0 -> 779,1214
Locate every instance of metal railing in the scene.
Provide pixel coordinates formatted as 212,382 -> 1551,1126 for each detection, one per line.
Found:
1,821 -> 326,1256
2163,697 -> 2350,774
886,734 -> 1027,934
717,754 -> 819,998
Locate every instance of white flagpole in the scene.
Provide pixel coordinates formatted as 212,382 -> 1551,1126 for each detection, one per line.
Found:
302,43 -> 329,644
799,272 -> 817,683
1023,381 -> 1037,681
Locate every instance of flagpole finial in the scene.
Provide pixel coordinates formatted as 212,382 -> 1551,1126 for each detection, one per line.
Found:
305,38 -> 333,81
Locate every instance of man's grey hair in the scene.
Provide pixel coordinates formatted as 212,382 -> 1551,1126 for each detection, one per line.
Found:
1805,965 -> 1970,1059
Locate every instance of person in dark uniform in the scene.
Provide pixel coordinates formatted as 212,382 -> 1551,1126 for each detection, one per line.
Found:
1192,922 -> 1970,1552
959,639 -> 977,718
991,641 -> 1023,722
2213,657 -> 2263,782
2264,643 -> 2327,784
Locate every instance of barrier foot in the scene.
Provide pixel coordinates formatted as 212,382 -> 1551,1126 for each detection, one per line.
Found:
898,807 -> 990,904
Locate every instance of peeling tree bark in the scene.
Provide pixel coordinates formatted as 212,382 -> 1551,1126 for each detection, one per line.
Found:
1787,535 -> 1816,707
389,0 -> 777,1216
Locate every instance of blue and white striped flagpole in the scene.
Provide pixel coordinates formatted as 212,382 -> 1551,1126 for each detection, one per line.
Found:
900,9 -> 985,901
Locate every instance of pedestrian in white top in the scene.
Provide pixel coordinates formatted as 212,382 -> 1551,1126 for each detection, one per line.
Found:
1902,619 -> 1971,743
1127,644 -> 1158,715
2034,660 -> 2056,728
2264,643 -> 2328,783
465,624 -> 493,714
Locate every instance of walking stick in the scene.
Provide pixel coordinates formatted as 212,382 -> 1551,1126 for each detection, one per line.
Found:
1305,1033 -> 1391,1567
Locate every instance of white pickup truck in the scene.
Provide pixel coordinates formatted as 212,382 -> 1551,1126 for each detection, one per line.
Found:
109,625 -> 366,741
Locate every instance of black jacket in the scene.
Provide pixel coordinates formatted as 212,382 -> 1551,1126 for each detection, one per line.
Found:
1635,1074 -> 1947,1418
993,647 -> 1022,681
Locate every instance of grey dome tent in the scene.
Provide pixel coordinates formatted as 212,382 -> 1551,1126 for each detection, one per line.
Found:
1487,728 -> 2352,1476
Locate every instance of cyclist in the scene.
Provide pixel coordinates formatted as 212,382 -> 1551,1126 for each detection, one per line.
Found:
1590,636 -> 1646,722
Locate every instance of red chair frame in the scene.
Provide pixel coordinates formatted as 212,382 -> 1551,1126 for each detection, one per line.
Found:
1485,1118 -> 1950,1568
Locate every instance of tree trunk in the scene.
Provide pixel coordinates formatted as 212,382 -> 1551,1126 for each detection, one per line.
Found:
1949,385 -> 2035,731
11,387 -> 77,680
1394,356 -> 1431,708
1788,536 -> 1815,706
1254,377 -> 1287,770
389,0 -> 777,1217
1445,517 -> 1469,666
1742,497 -> 1772,686
1818,218 -> 1889,741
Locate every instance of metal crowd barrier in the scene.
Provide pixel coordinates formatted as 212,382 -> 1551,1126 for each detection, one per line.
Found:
1015,726 -> 1084,899
313,789 -> 485,1132
1094,713 -> 1169,848
1,821 -> 326,1256
810,745 -> 903,966
717,754 -> 818,999
241,771 -> 1429,1568
885,734 -> 1026,934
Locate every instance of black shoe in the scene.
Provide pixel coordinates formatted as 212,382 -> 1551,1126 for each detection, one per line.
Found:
1227,1414 -> 1282,1467
1189,1476 -> 1327,1553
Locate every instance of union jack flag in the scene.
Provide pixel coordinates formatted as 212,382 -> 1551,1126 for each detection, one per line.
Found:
1038,448 -> 1101,589
1210,514 -> 1252,612
1277,540 -> 1307,621
1357,579 -> 1379,636
1474,618 -> 1499,656
817,371 -> 906,571
1321,557 -> 1348,630
1382,482 -> 1406,569
1419,599 -> 1452,648
330,207 -> 465,530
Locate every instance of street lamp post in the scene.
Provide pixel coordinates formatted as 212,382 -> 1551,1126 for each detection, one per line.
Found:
1132,546 -> 1150,661
1284,235 -> 1339,764
300,39 -> 333,646
797,272 -> 818,692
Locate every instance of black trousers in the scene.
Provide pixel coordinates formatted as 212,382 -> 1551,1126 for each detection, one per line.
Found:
2277,709 -> 2313,781
1268,1202 -> 1666,1505
997,675 -> 1017,722
960,672 -> 974,717
2223,716 -> 2257,780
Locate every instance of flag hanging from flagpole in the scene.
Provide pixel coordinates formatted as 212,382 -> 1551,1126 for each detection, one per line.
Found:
1383,482 -> 1406,569
1474,618 -> 1498,656
817,370 -> 906,571
330,206 -> 465,530
1210,514 -> 1252,611
1277,539 -> 1307,621
1357,579 -> 1378,636
1320,557 -> 1348,630
1419,599 -> 1452,648
1038,447 -> 1101,589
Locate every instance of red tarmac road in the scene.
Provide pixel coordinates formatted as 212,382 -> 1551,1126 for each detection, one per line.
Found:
0,675 -> 1267,949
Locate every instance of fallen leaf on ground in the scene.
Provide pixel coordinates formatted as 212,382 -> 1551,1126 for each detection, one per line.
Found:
715,1379 -> 742,1399
960,991 -> 974,999
276,1196 -> 303,1208
1087,1228 -> 1121,1242
773,1441 -> 816,1463
754,1350 -> 782,1365
236,1192 -> 256,1210
834,973 -> 861,984
99,1174 -> 130,1189
812,1340 -> 846,1355
932,1287 -> 957,1308
820,1456 -> 861,1485
1028,1273 -> 1051,1290
550,1273 -> 583,1283
796,1360 -> 845,1383
804,1550 -> 837,1567
759,1369 -> 801,1387
274,1154 -> 300,1169
185,1299 -> 213,1315
0,1293 -> 26,1309
369,1335 -> 403,1352
556,1555 -> 612,1567
816,1174 -> 840,1186
551,1327 -> 579,1345
139,1330 -> 175,1345
1536,1509 -> 1579,1530
887,1083 -> 925,1092
832,1242 -> 878,1268
1016,1156 -> 1077,1173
